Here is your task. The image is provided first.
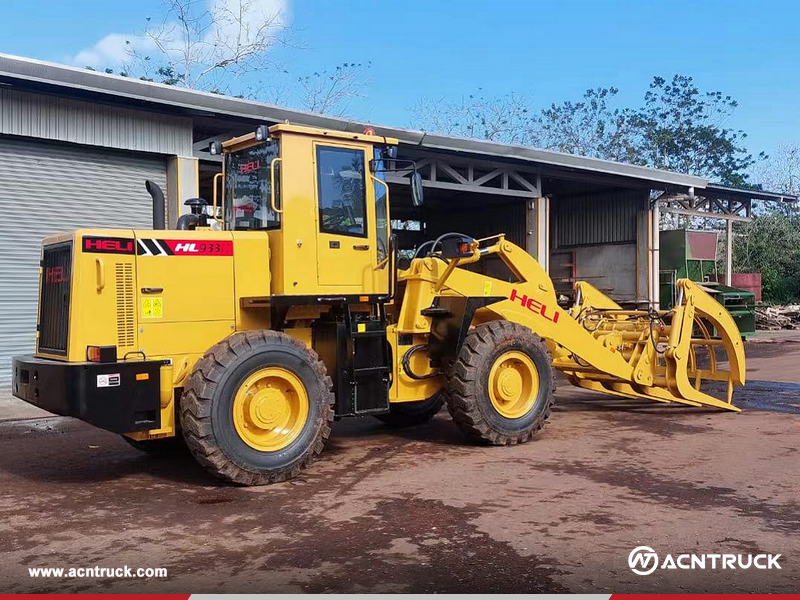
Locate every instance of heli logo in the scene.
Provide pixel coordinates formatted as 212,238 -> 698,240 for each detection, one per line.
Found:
82,236 -> 135,255
45,266 -> 69,284
239,160 -> 261,175
510,289 -> 560,323
136,239 -> 233,256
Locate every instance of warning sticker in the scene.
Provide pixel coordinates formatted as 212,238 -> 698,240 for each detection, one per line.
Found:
483,281 -> 493,297
97,373 -> 121,388
142,297 -> 164,319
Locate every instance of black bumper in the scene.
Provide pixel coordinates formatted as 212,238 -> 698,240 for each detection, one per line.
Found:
11,356 -> 163,433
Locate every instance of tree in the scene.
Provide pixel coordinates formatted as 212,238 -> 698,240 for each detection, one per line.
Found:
730,144 -> 800,303
411,91 -> 536,145
410,75 -> 763,186
630,75 -> 763,187
121,0 -> 290,93
537,87 -> 641,163
86,0 -> 370,115
753,143 -> 800,216
732,210 -> 800,303
295,62 -> 371,116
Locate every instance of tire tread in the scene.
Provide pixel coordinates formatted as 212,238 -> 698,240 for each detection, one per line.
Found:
179,330 -> 334,485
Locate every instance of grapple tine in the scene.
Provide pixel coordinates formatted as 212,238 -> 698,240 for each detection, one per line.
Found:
661,279 -> 745,411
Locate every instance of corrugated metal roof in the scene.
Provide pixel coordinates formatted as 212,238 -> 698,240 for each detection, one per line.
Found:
704,184 -> 798,203
0,52 -> 710,189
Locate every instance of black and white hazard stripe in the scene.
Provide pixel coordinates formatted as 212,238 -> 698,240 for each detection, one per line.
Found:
136,239 -> 174,256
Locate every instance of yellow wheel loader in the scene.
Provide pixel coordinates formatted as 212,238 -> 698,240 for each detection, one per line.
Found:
11,124 -> 746,485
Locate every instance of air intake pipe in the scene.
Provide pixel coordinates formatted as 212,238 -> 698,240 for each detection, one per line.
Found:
145,180 -> 166,230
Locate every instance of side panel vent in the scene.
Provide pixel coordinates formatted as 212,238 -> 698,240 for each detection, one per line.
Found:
38,241 -> 73,355
115,263 -> 135,348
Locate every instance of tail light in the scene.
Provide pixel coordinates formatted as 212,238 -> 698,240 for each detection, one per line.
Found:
87,346 -> 117,363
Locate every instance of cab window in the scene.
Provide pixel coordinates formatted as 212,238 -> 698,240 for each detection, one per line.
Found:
316,146 -> 367,237
225,141 -> 281,230
373,148 -> 389,261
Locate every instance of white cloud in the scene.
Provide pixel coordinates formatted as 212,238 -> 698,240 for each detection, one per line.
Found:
71,33 -> 155,69
70,0 -> 290,70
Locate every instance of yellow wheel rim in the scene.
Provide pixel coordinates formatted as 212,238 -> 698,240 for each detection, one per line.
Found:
232,367 -> 309,452
488,351 -> 540,419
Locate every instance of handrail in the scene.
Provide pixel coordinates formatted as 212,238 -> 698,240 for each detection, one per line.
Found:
212,172 -> 224,224
270,157 -> 283,214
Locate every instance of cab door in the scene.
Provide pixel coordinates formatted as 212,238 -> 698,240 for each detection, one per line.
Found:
314,143 -> 374,288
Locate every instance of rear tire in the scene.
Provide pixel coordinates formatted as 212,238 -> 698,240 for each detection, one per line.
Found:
375,393 -> 444,428
446,321 -> 554,445
180,330 -> 334,485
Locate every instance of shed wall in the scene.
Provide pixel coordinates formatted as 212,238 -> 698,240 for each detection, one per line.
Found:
0,88 -> 192,156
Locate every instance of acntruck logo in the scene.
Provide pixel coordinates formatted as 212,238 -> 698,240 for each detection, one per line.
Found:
629,546 -> 659,575
628,546 -> 782,576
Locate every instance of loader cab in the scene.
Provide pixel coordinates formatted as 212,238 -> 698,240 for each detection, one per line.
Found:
216,124 -> 399,298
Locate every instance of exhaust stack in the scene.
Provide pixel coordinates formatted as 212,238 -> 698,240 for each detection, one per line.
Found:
145,180 -> 166,230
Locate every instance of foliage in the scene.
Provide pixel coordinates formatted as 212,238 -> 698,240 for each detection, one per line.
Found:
732,208 -> 800,303
537,87 -> 640,163
733,144 -> 800,303
126,0 -> 289,92
412,75 -> 763,187
631,76 -> 764,187
410,90 -> 536,145
294,62 -> 371,116
84,0 -> 368,115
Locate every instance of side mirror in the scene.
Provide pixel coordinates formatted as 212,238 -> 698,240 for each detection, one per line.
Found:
411,171 -> 424,207
383,145 -> 398,160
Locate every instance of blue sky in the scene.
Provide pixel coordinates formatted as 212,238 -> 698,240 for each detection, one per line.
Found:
1,0 -> 798,161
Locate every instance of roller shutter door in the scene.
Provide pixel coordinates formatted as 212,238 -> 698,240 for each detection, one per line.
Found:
0,137 -> 167,387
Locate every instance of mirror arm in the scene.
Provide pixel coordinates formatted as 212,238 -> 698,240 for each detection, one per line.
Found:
369,158 -> 417,173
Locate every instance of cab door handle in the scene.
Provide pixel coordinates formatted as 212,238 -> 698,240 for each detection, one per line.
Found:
353,244 -> 370,251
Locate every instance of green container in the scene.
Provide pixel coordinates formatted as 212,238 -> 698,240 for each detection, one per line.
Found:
698,282 -> 757,338
659,229 -> 756,337
659,229 -> 719,309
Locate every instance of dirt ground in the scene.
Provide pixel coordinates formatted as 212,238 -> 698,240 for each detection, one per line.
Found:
1,340 -> 799,594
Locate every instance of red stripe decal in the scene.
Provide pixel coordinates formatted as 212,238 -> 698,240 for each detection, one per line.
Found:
162,240 -> 233,256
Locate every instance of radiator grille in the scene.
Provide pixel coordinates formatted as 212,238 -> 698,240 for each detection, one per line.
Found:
38,242 -> 72,355
115,263 -> 135,348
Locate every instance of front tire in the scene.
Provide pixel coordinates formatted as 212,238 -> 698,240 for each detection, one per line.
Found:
446,321 -> 554,445
180,330 -> 334,485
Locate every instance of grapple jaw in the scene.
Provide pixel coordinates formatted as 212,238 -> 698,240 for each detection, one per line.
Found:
561,279 -> 745,412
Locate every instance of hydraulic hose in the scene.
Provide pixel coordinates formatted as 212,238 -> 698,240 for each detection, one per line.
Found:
401,344 -> 440,380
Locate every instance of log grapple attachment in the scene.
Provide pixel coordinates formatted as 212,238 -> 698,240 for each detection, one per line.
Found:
406,235 -> 745,412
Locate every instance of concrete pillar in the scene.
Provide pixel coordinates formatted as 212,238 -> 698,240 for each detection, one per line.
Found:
650,199 -> 661,309
528,196 -> 549,272
635,195 -> 650,306
167,156 -> 199,228
525,175 -> 548,271
725,219 -> 733,285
